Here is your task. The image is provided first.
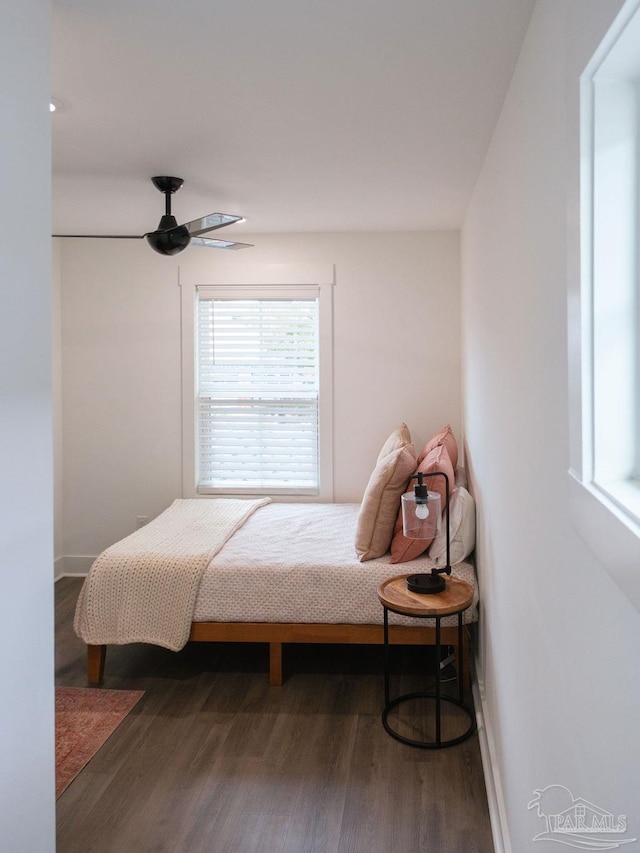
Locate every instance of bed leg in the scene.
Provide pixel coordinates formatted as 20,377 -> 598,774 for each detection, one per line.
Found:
269,642 -> 283,686
87,644 -> 106,685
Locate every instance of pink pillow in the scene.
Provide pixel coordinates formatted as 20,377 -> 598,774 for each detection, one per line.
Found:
418,424 -> 458,471
390,443 -> 455,563
355,426 -> 416,561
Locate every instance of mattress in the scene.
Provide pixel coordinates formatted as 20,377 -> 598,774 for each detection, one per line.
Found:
194,502 -> 477,628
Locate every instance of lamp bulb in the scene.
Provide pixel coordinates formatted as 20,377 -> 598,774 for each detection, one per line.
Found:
415,502 -> 429,520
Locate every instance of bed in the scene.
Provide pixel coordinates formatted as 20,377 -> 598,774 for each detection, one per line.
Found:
75,500 -> 477,687
75,424 -> 477,687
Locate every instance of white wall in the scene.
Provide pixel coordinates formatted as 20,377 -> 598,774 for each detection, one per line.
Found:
462,1 -> 640,851
0,2 -> 55,851
57,231 -> 461,565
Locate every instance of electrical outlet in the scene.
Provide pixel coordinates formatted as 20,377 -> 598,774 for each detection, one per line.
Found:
136,516 -> 149,529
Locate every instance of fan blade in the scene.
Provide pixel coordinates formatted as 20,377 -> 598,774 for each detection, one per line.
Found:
181,213 -> 243,237
52,234 -> 144,239
191,237 -> 253,250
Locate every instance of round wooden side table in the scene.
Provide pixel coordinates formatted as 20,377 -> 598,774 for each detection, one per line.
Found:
377,574 -> 476,749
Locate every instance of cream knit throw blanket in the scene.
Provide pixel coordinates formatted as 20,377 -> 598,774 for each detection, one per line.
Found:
74,497 -> 270,651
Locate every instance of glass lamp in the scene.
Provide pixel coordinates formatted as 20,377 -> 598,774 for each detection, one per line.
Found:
401,470 -> 451,594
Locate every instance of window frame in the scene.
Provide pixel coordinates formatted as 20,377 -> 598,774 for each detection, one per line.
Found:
180,265 -> 334,502
568,0 -> 640,612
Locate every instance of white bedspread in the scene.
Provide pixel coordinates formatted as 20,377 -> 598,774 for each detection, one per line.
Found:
194,503 -> 477,628
74,497 -> 270,650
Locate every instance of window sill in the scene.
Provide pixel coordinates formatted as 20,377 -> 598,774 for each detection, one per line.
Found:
568,472 -> 640,612
594,478 -> 640,528
197,486 -> 321,498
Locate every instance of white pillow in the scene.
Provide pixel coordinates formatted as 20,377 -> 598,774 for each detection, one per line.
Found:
428,486 -> 475,566
454,465 -> 468,488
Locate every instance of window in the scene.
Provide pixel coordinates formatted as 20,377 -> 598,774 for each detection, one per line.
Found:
589,28 -> 640,521
196,290 -> 320,494
567,0 -> 640,611
180,271 -> 334,501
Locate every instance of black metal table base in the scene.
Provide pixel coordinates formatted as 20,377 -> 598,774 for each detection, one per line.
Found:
382,692 -> 475,749
382,606 -> 476,749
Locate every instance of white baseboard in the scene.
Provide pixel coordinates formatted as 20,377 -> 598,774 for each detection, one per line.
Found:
53,555 -> 95,581
54,556 -> 65,582
473,658 -> 512,853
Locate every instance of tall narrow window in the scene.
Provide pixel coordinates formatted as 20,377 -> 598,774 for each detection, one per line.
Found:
196,288 -> 321,494
567,0 -> 640,612
583,1 -> 640,524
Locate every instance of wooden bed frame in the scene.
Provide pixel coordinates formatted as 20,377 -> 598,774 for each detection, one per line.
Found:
87,620 -> 471,687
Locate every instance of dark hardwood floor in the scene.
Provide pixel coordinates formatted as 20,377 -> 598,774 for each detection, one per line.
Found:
55,577 -> 494,853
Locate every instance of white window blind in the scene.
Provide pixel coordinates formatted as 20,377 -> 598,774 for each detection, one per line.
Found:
196,294 -> 320,494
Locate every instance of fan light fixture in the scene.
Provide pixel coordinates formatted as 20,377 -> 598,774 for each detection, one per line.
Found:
52,176 -> 253,255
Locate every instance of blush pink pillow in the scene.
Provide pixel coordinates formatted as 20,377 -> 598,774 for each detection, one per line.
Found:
390,443 -> 455,563
418,424 -> 459,471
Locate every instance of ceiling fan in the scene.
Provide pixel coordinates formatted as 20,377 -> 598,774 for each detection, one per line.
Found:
53,176 -> 252,256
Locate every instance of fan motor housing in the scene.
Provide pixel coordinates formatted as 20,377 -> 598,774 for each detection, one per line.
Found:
146,224 -> 191,256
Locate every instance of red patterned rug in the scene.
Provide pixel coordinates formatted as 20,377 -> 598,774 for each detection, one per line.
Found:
55,687 -> 144,797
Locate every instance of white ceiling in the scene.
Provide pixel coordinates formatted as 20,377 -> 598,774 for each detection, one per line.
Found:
52,0 -> 535,237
